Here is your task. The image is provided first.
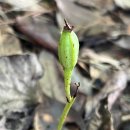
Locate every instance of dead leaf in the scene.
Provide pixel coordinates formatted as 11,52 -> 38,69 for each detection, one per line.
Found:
75,0 -> 114,13
85,70 -> 127,119
113,35 -> 130,49
38,50 -> 65,103
114,0 -> 130,10
78,48 -> 121,80
0,53 -> 43,114
86,97 -> 114,130
0,0 -> 42,11
79,48 -> 120,69
0,24 -> 22,56
0,53 -> 43,130
15,16 -> 58,55
55,0 -> 100,28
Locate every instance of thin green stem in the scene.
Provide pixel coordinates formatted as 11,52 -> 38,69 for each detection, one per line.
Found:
64,69 -> 72,102
57,97 -> 76,130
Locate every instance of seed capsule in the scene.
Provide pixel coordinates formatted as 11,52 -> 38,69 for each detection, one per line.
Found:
58,20 -> 79,70
58,20 -> 79,102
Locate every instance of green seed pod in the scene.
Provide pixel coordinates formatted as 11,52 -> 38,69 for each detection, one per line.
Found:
58,20 -> 79,102
58,21 -> 79,70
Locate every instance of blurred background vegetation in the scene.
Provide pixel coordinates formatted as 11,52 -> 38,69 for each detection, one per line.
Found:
0,0 -> 130,130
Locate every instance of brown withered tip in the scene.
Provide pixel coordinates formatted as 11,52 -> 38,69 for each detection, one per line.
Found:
73,82 -> 80,98
64,19 -> 74,31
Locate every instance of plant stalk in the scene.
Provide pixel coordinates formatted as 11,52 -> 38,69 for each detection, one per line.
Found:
64,69 -> 72,102
57,97 -> 76,130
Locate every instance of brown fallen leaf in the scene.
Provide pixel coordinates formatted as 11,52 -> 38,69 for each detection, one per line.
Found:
38,50 -> 65,103
0,53 -> 43,130
15,16 -> 58,55
55,0 -> 100,28
102,70 -> 127,107
86,97 -> 115,130
78,48 -> 121,80
0,22 -> 22,56
75,0 -> 114,13
85,70 -> 127,119
79,48 -> 120,69
0,0 -> 42,12
114,0 -> 130,10
113,35 -> 130,50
